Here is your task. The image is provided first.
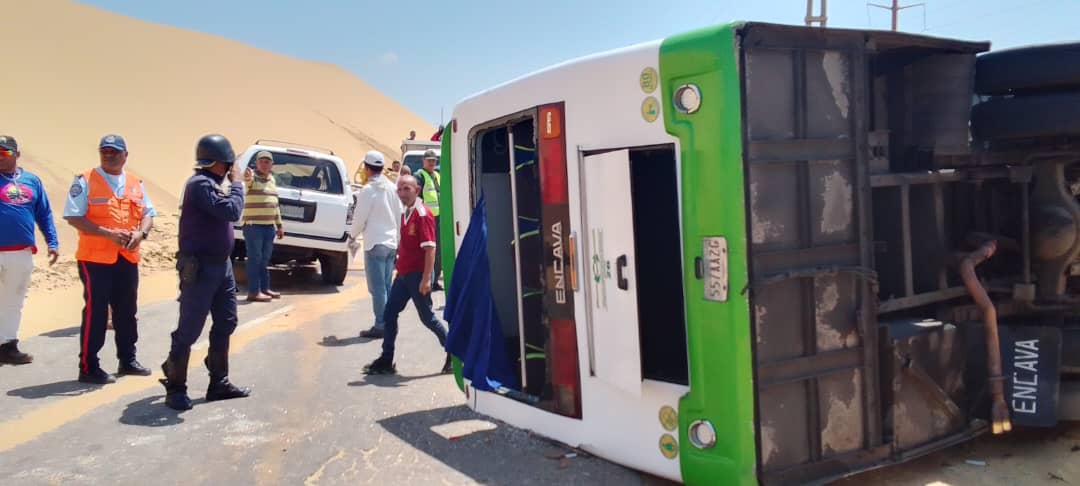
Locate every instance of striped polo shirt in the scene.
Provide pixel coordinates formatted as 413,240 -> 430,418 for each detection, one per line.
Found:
243,174 -> 283,226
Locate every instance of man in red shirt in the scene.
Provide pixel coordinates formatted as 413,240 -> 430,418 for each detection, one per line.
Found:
363,175 -> 450,375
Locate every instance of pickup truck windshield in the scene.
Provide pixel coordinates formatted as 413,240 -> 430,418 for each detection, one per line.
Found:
249,152 -> 344,194
403,153 -> 440,174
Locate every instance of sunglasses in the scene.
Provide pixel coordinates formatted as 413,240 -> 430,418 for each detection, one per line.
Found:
0,149 -> 15,157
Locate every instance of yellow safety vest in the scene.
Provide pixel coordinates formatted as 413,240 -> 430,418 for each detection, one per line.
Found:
418,169 -> 440,217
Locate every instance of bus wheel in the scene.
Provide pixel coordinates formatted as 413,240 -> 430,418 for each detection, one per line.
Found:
971,92 -> 1080,141
976,43 -> 1080,95
1061,379 -> 1080,422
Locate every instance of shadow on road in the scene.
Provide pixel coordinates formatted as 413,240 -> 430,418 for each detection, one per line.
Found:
233,264 -> 345,297
7,380 -> 100,399
119,395 -> 205,427
40,326 -> 81,338
378,405 -> 671,484
318,335 -> 376,347
347,372 -> 445,389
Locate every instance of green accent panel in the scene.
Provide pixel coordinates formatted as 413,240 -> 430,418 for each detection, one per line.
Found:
439,125 -> 465,392
660,22 -> 758,486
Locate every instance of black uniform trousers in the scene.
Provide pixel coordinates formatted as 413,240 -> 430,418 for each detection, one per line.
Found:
171,259 -> 238,355
78,257 -> 139,373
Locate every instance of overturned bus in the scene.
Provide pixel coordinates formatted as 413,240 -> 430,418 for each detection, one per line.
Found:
438,21 -> 1080,485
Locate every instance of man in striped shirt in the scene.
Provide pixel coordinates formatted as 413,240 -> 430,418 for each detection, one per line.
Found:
242,151 -> 284,302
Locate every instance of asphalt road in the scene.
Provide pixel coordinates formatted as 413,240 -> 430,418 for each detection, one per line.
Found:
7,264 -> 1072,485
0,265 -> 656,486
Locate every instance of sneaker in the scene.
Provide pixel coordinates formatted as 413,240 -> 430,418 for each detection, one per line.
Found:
362,357 -> 396,375
359,327 -> 384,339
432,283 -> 445,292
441,354 -> 453,374
0,340 -> 33,365
118,360 -> 152,376
78,368 -> 117,385
263,290 -> 281,299
246,293 -> 272,303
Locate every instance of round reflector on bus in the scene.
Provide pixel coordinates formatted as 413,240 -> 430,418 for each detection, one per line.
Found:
674,84 -> 702,114
689,419 -> 717,449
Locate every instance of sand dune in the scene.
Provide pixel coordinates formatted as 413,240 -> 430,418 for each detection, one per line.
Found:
4,0 -> 431,288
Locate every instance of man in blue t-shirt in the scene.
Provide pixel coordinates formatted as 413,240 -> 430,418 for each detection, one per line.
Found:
0,135 -> 60,365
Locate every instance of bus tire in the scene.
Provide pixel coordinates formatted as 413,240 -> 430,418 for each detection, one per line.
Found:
970,92 -> 1080,141
1061,379 -> 1080,421
976,43 -> 1080,95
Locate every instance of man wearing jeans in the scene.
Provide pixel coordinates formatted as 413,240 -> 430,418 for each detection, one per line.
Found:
241,151 -> 284,302
0,135 -> 60,364
349,150 -> 402,339
363,175 -> 449,375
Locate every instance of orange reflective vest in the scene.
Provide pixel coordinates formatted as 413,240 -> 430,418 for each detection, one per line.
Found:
75,169 -> 144,264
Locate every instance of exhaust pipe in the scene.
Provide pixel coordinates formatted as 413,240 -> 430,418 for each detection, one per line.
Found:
959,240 -> 1012,435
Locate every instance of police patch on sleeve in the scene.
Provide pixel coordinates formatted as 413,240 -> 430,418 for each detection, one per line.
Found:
69,177 -> 83,197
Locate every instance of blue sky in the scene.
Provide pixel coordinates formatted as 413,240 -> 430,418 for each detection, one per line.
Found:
80,0 -> 1078,124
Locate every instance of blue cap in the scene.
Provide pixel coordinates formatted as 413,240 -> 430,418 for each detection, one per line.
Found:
99,134 -> 127,151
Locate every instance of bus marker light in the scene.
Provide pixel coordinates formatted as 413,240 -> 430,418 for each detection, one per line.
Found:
674,84 -> 702,114
689,419 -> 717,449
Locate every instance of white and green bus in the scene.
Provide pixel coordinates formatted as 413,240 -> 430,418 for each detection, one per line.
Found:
440,21 -> 1080,485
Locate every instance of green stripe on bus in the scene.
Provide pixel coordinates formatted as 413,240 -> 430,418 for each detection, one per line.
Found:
660,22 -> 758,486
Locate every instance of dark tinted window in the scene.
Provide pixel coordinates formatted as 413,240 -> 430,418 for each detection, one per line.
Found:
403,153 -> 440,174
248,152 -> 343,194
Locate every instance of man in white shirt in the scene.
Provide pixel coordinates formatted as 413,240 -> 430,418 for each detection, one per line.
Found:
349,150 -> 403,339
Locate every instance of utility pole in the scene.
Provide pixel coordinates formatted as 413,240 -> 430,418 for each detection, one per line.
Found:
869,0 -> 925,31
805,0 -> 828,27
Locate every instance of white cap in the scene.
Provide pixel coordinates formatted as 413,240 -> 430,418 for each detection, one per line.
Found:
363,150 -> 385,168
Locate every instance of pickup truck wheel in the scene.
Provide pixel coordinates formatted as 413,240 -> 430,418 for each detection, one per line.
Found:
976,42 -> 1080,95
971,92 -> 1080,141
319,251 -> 349,286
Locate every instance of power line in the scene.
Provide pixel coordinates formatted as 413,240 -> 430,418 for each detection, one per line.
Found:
868,0 -> 928,30
922,0 -> 1053,32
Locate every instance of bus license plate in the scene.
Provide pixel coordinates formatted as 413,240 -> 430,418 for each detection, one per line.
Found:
703,237 -> 728,302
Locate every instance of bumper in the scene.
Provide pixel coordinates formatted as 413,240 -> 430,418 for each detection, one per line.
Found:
234,228 -> 349,254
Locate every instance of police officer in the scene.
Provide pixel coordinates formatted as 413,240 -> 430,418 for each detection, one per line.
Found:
160,134 -> 250,411
416,149 -> 443,290
64,134 -> 156,384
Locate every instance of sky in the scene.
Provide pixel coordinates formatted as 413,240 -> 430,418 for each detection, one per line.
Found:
79,0 -> 1079,125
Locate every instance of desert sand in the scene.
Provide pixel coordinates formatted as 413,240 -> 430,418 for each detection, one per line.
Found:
4,0 -> 431,294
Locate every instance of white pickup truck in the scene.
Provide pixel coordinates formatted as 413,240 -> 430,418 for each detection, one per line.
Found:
232,140 -> 356,285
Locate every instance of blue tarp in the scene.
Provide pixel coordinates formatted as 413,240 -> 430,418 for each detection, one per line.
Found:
444,194 -> 520,392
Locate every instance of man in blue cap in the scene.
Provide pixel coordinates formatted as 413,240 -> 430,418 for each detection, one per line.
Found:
160,134 -> 251,411
64,134 -> 156,384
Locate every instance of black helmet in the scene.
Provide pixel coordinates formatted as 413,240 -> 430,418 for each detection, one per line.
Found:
195,134 -> 235,168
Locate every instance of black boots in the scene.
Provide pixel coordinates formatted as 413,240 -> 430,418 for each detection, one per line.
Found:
160,351 -> 193,411
160,349 -> 249,409
0,340 -> 33,365
78,367 -> 117,385
205,350 -> 251,402
118,359 -> 152,376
